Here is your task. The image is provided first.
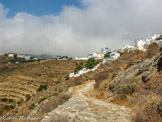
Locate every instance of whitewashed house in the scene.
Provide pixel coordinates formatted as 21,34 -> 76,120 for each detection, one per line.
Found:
110,51 -> 120,59
137,39 -> 146,51
74,57 -> 89,60
88,52 -> 104,59
145,38 -> 152,45
151,34 -> 160,40
17,54 -> 25,58
17,54 -> 31,60
24,56 -> 31,60
103,58 -> 114,63
33,58 -> 39,61
8,53 -> 15,58
122,45 -> 135,50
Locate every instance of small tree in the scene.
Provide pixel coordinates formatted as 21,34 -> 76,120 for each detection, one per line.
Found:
37,85 -> 47,91
14,54 -> 17,58
85,58 -> 97,69
66,75 -> 70,80
104,52 -> 111,58
26,94 -> 31,101
74,62 -> 83,74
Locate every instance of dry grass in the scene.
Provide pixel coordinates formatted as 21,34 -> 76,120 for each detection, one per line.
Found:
67,76 -> 85,87
0,60 -> 80,117
94,71 -> 109,89
110,72 -> 162,121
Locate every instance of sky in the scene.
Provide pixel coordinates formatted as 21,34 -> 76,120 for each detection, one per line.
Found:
0,0 -> 162,56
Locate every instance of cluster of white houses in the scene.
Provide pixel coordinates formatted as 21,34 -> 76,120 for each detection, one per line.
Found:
7,53 -> 39,61
6,34 -> 162,65
121,34 -> 162,52
74,34 -> 162,63
75,47 -> 121,61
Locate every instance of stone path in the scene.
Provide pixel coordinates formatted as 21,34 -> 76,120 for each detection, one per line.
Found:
41,81 -> 132,122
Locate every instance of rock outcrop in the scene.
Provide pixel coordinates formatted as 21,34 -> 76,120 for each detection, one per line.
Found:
108,51 -> 162,98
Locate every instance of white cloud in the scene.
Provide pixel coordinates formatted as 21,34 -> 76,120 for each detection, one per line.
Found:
0,0 -> 162,56
0,3 -> 9,19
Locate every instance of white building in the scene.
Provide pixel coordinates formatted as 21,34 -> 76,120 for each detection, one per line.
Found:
103,59 -> 114,63
24,56 -> 31,60
33,58 -> 39,60
17,54 -> 31,60
8,53 -> 15,58
74,57 -> 88,60
122,45 -> 135,50
101,47 -> 111,54
151,34 -> 160,40
17,54 -> 25,58
137,39 -> 146,51
88,52 -> 104,59
110,51 -> 120,59
145,38 -> 152,45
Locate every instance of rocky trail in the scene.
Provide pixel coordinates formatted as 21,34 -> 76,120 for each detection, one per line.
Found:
41,81 -> 132,122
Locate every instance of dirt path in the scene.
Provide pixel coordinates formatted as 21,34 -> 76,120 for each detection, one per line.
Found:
41,81 -> 132,122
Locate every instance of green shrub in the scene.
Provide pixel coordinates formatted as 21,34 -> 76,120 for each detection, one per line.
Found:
38,97 -> 47,104
104,52 -> 111,58
4,105 -> 15,111
10,105 -> 15,109
9,99 -> 13,102
85,58 -> 97,69
26,94 -> 31,101
59,89 -> 63,92
37,85 -> 47,91
74,62 -> 83,74
29,103 -> 35,109
66,75 -> 70,80
55,81 -> 60,84
14,54 -> 17,58
0,110 -> 3,115
1,98 -> 8,102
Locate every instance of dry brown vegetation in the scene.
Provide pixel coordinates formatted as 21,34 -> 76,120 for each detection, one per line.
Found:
0,58 -> 86,118
127,72 -> 162,121
94,71 -> 109,89
67,76 -> 85,87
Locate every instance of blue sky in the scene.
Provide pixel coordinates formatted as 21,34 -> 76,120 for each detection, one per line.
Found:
0,0 -> 80,17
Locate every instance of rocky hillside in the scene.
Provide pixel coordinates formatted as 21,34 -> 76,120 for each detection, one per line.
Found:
94,43 -> 162,121
108,51 -> 161,98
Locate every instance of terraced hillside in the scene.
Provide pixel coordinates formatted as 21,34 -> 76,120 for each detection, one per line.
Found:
0,59 -> 85,117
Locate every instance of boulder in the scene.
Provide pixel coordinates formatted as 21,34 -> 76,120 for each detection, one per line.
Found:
157,56 -> 162,72
141,72 -> 150,83
157,101 -> 162,117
